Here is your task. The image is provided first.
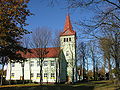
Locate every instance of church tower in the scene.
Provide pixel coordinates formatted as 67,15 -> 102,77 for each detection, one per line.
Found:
60,14 -> 77,83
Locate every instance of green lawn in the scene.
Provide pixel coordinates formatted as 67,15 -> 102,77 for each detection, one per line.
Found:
0,80 -> 119,90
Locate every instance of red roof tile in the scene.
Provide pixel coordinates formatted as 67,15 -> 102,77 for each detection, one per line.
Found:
18,47 -> 60,58
60,14 -> 76,36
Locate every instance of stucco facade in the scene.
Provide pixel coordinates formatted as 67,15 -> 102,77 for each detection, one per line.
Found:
6,58 -> 59,83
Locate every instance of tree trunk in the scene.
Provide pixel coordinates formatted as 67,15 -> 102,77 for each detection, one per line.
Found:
40,59 -> 43,84
0,64 -> 4,85
93,57 -> 96,80
22,62 -> 25,84
55,58 -> 58,83
108,58 -> 112,80
29,59 -> 32,83
83,56 -> 85,81
9,61 -> 11,85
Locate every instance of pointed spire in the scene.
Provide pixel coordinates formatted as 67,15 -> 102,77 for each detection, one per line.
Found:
64,14 -> 72,31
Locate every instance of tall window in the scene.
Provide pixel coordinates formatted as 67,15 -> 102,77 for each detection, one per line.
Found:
66,38 -> 68,42
37,73 -> 40,77
44,73 -> 48,77
11,73 -> 14,77
37,61 -> 40,66
30,61 -> 34,67
69,38 -> 71,41
44,61 -> 48,66
11,63 -> 15,67
64,38 -> 66,42
51,61 -> 55,66
51,73 -> 55,79
64,38 -> 69,42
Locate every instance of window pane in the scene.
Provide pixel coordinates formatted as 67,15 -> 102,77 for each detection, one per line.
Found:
30,61 -> 34,67
69,38 -> 71,41
66,38 -> 68,42
51,73 -> 55,77
64,38 -> 66,42
11,73 -> 14,78
44,61 -> 48,66
44,73 -> 48,77
37,73 -> 40,77
51,61 -> 55,66
11,73 -> 14,77
37,61 -> 40,66
11,63 -> 15,67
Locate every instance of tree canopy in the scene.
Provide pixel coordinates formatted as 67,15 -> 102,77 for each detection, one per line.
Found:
0,0 -> 32,62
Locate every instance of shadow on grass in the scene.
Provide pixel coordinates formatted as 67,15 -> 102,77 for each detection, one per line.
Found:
0,85 -> 95,90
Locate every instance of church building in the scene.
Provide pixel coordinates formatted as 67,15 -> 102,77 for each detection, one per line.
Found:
6,14 -> 77,83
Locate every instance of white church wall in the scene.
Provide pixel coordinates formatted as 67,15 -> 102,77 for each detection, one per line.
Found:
6,57 -> 59,83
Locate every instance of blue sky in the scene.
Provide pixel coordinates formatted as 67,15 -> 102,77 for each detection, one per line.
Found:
25,0 -> 94,34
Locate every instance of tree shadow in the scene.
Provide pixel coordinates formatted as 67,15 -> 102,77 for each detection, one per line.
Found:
0,85 -> 95,90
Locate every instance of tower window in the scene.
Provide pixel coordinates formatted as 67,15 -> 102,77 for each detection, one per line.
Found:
69,38 -> 71,41
66,38 -> 68,42
64,38 -> 66,42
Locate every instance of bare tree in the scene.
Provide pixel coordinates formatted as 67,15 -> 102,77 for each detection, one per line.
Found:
65,0 -> 120,82
21,36 -> 31,83
99,38 -> 113,80
51,30 -> 61,83
77,41 -> 88,81
30,27 -> 51,84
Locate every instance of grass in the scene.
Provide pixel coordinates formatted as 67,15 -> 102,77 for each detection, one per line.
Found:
0,80 -> 119,90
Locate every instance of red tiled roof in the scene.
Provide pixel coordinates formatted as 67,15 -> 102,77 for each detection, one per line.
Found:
60,29 -> 76,36
18,47 -> 60,58
60,14 -> 76,36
